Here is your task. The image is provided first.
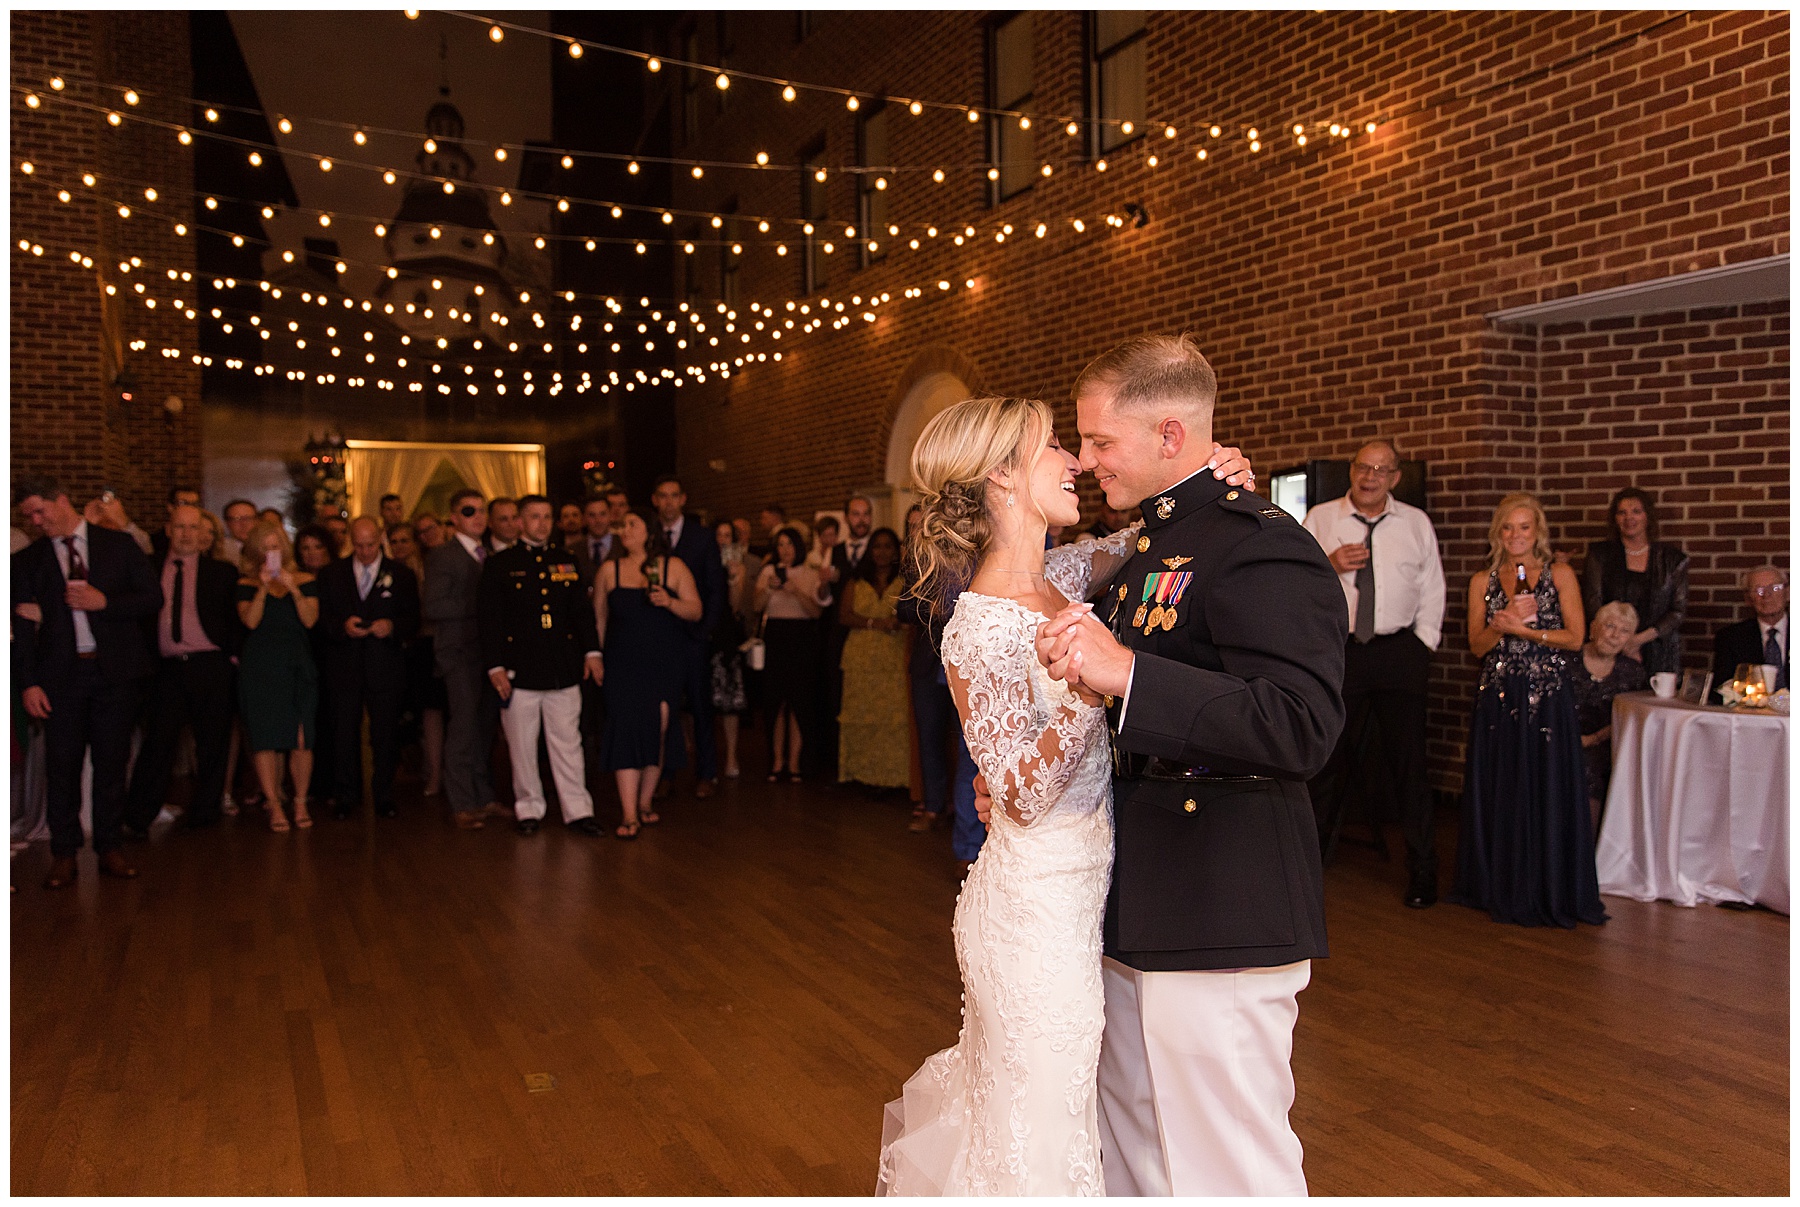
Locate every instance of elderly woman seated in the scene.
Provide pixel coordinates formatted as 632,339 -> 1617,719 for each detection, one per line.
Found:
1570,600 -> 1650,831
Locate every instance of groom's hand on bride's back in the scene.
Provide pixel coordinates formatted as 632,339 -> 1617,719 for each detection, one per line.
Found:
972,773 -> 991,826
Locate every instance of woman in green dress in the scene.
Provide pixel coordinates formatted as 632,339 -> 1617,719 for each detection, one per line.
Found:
236,520 -> 321,832
837,528 -> 911,789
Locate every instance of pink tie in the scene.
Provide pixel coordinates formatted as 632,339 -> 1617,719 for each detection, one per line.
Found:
474,544 -> 487,564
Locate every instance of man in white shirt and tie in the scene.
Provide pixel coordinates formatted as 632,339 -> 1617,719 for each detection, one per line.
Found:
1302,440 -> 1447,908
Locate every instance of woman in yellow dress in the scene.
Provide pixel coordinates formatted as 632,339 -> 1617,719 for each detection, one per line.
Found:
838,527 -> 911,788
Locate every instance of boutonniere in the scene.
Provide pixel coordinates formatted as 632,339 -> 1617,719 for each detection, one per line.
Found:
377,573 -> 392,590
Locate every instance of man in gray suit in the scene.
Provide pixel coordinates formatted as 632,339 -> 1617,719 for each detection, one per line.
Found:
424,489 -> 508,829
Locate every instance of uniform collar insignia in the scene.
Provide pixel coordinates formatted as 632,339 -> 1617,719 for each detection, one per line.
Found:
1154,496 -> 1176,520
1141,468 -> 1231,530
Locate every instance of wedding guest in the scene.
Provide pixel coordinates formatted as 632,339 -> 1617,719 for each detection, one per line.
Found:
389,523 -> 444,799
753,527 -> 826,782
378,494 -> 406,531
423,490 -> 508,830
1085,500 -> 1134,539
650,475 -> 728,799
1580,487 -> 1689,674
596,512 -> 702,836
122,503 -> 242,836
149,486 -> 203,560
1571,601 -> 1648,831
414,512 -> 446,551
731,516 -> 753,549
897,560 -> 958,834
1711,565 -> 1789,699
904,504 -> 924,545
837,527 -> 909,789
319,517 -> 420,820
711,518 -> 750,779
13,475 -> 160,887
263,507 -> 288,526
605,488 -> 629,530
578,496 -> 616,568
198,509 -> 230,561
486,497 -> 521,552
1449,493 -> 1604,928
556,500 -> 586,550
1303,438 -> 1447,908
323,514 -> 349,555
294,524 -> 339,812
572,496 -> 614,791
478,496 -> 605,837
235,520 -> 321,832
221,499 -> 258,565
85,491 -> 155,555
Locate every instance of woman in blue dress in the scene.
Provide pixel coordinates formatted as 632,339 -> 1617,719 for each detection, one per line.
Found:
1449,493 -> 1607,928
236,520 -> 321,833
594,510 -> 702,838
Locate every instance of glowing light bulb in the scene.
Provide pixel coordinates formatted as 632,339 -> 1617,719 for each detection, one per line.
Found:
1019,115 -> 1031,130
561,155 -> 574,169
755,150 -> 769,165
967,108 -> 980,123
277,117 -> 292,133
932,168 -> 945,183
488,23 -> 504,42
383,170 -> 397,184
1095,158 -> 1107,172
782,85 -> 796,102
846,95 -> 860,111
568,41 -> 583,58
1120,121 -> 1134,136
647,57 -> 662,73
1366,121 -> 1377,134
691,164 -> 704,178
424,138 -> 437,153
494,147 -> 508,162
909,100 -> 923,116
318,158 -> 332,171
248,152 -> 263,166
716,73 -> 731,90
628,161 -> 640,174
353,130 -> 367,145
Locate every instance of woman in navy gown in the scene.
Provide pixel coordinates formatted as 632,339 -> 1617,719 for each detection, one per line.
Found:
1449,492 -> 1607,928
595,510 -> 702,838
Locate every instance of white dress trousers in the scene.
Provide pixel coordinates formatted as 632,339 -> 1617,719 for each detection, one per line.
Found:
499,685 -> 594,822
1098,956 -> 1311,1197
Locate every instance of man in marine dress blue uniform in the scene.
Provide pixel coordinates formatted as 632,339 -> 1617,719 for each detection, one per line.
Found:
1034,334 -> 1346,1196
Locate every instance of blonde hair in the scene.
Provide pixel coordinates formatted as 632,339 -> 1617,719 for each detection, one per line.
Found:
1485,492 -> 1554,572
238,518 -> 297,578
908,395 -> 1055,614
1591,600 -> 1639,633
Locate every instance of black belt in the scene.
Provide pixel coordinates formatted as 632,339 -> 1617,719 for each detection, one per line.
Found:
1111,747 -> 1270,784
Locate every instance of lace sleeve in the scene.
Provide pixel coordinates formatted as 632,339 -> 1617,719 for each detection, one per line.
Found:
1044,524 -> 1142,603
940,606 -> 1097,827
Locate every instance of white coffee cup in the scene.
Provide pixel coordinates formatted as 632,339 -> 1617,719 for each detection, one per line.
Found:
1650,672 -> 1678,698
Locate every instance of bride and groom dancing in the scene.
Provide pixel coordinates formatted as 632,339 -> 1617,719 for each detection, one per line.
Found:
877,334 -> 1348,1196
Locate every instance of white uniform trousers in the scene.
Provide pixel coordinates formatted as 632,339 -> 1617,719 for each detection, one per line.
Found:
1098,956 -> 1311,1197
499,685 -> 594,823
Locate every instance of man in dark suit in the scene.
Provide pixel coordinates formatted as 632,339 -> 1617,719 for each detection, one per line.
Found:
148,485 -> 202,562
13,475 -> 162,887
478,495 -> 604,836
122,503 -> 243,836
423,490 -> 508,830
1035,335 -> 1340,1196
819,497 -> 874,781
650,475 -> 728,797
319,515 -> 420,819
1712,565 -> 1789,701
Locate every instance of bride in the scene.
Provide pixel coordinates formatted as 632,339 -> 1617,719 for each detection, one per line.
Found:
877,396 -> 1132,1196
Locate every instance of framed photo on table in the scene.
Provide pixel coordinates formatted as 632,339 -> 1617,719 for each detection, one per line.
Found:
1678,669 -> 1712,705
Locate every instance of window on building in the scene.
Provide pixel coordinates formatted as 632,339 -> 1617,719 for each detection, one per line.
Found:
858,103 -> 889,267
799,136 -> 828,294
681,27 -> 701,143
718,200 -> 740,307
1090,11 -> 1145,155
989,13 -> 1035,201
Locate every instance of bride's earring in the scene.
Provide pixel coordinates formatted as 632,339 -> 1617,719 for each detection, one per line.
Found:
1006,492 -> 1016,508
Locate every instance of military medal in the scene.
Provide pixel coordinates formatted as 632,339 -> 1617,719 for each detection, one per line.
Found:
1156,571 -> 1192,632
1145,572 -> 1177,633
1130,575 -> 1159,633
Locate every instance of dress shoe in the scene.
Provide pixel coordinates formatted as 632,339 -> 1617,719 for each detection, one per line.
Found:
43,856 -> 77,890
1404,873 -> 1438,909
375,803 -> 398,819
480,801 -> 514,821
452,811 -> 485,830
567,817 -> 603,837
98,850 -> 139,879
515,818 -> 541,836
694,778 -> 717,800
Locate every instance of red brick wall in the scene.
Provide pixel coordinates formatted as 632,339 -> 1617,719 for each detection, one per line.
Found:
659,10 -> 1788,791
11,11 -> 200,527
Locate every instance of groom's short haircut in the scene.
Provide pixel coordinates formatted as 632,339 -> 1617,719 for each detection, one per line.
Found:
1074,333 -> 1217,422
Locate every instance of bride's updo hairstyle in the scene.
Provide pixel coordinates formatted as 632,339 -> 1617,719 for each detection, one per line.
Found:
908,395 -> 1055,615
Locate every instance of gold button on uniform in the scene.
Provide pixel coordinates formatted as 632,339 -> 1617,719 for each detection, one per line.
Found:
1226,491 -> 1239,501
1137,536 -> 1151,553
1183,799 -> 1197,813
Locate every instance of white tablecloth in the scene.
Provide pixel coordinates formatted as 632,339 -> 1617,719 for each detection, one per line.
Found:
1596,692 -> 1789,913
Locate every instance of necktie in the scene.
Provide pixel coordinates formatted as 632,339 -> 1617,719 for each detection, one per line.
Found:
592,537 -> 604,563
63,536 -> 86,581
171,557 -> 185,644
1764,626 -> 1786,689
1352,515 -> 1385,643
473,541 -> 486,563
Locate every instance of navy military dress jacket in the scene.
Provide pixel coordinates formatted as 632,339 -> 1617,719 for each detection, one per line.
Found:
1096,469 -> 1347,972
477,540 -> 600,691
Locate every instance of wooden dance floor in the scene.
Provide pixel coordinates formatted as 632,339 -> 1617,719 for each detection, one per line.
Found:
12,770 -> 1787,1195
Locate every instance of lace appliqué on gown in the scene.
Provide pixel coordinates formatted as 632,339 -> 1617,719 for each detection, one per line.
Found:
876,589 -> 1114,1197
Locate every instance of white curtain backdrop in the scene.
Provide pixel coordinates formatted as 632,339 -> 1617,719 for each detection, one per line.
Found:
343,442 -> 545,520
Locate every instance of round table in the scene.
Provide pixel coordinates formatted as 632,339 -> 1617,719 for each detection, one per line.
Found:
1596,692 -> 1789,913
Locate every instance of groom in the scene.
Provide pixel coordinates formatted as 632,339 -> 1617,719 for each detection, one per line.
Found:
1034,333 -> 1346,1195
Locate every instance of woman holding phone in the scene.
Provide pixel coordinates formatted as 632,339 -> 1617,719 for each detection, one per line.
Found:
236,520 -> 321,832
594,510 -> 701,838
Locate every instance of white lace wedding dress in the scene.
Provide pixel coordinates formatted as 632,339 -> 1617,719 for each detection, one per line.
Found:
877,538 -> 1122,1196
